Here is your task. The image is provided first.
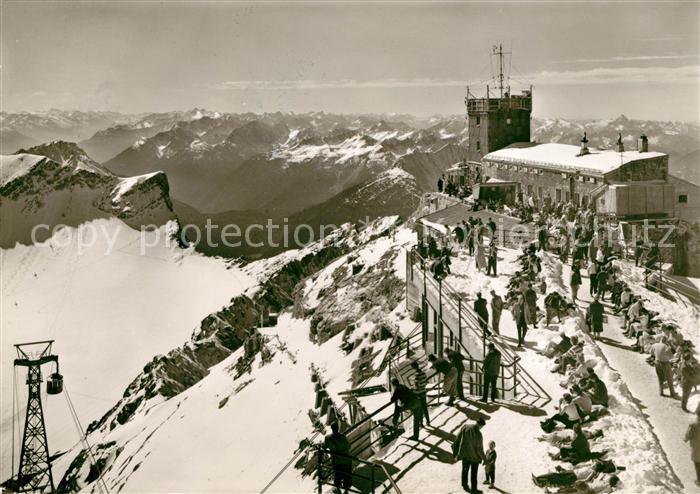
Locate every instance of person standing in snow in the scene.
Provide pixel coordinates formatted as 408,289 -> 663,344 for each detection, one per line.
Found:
588,261 -> 598,297
570,263 -> 582,305
483,440 -> 497,488
679,348 -> 700,413
481,343 -> 501,403
487,217 -> 497,237
474,292 -> 489,335
475,241 -> 487,272
587,296 -> 604,340
524,283 -> 538,326
467,220 -> 475,256
512,294 -> 528,347
490,290 -> 503,334
324,422 -> 353,492
437,175 -> 444,193
486,243 -> 498,277
453,417 -> 487,494
684,406 -> 700,487
650,336 -> 679,398
411,361 -> 431,426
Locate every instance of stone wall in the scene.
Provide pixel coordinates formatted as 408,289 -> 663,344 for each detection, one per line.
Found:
605,155 -> 668,182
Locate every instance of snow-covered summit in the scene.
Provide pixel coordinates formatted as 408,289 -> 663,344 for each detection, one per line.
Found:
1,148 -> 175,247
16,141 -> 110,176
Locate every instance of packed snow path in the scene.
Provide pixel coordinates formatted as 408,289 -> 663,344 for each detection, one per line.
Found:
560,258 -> 699,493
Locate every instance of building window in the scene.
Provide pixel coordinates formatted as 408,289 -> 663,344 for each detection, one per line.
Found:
506,118 -> 512,125
556,189 -> 562,202
476,115 -> 481,126
527,184 -> 533,195
476,141 -> 481,151
679,194 -> 688,203
538,186 -> 543,197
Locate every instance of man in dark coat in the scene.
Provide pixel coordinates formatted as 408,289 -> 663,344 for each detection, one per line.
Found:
453,417 -> 487,494
324,422 -> 352,491
587,296 -> 604,339
474,292 -> 490,335
437,175 -> 444,193
490,290 -> 503,334
445,347 -> 466,400
481,343 -> 502,403
390,378 -> 422,439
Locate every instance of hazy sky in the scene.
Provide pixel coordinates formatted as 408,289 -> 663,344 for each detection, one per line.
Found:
2,1 -> 699,121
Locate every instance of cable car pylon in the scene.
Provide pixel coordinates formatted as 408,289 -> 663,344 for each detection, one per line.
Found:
12,340 -> 62,493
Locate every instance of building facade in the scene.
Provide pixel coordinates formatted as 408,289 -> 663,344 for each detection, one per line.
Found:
465,86 -> 532,163
481,141 -> 669,214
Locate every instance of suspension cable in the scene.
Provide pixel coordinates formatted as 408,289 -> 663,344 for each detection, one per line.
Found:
63,384 -> 109,494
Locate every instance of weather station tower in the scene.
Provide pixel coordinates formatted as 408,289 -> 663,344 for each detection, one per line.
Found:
464,43 -> 533,163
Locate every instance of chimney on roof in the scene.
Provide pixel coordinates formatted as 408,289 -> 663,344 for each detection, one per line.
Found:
616,133 -> 624,153
578,131 -> 590,156
639,134 -> 648,153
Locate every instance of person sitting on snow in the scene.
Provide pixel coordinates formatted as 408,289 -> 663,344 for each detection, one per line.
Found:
571,384 -> 593,418
541,394 -> 581,432
553,342 -> 584,375
542,332 -> 574,358
634,328 -> 656,354
552,424 -> 590,461
615,286 -> 632,314
625,297 -> 643,333
580,368 -> 609,408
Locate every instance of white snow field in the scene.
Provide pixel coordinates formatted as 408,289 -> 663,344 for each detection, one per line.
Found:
558,257 -> 700,493
1,218 -> 255,482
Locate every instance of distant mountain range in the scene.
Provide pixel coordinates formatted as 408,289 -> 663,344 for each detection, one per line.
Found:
531,114 -> 700,184
2,109 -> 698,258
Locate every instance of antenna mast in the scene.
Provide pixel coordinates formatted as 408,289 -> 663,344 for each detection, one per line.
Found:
492,43 -> 511,98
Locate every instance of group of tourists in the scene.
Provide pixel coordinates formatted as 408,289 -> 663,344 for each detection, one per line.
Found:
611,278 -> 700,412
535,319 -> 619,492
503,246 -> 546,347
316,184 -> 699,493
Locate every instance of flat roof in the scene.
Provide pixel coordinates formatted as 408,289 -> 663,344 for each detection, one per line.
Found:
483,142 -> 666,176
418,203 -> 528,231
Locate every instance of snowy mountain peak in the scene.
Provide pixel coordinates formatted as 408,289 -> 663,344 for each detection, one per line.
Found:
17,141 -> 109,176
0,151 -> 175,247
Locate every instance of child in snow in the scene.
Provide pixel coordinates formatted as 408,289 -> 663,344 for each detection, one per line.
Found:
484,440 -> 497,488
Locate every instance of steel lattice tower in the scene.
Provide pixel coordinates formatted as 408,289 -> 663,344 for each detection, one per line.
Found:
14,341 -> 60,493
